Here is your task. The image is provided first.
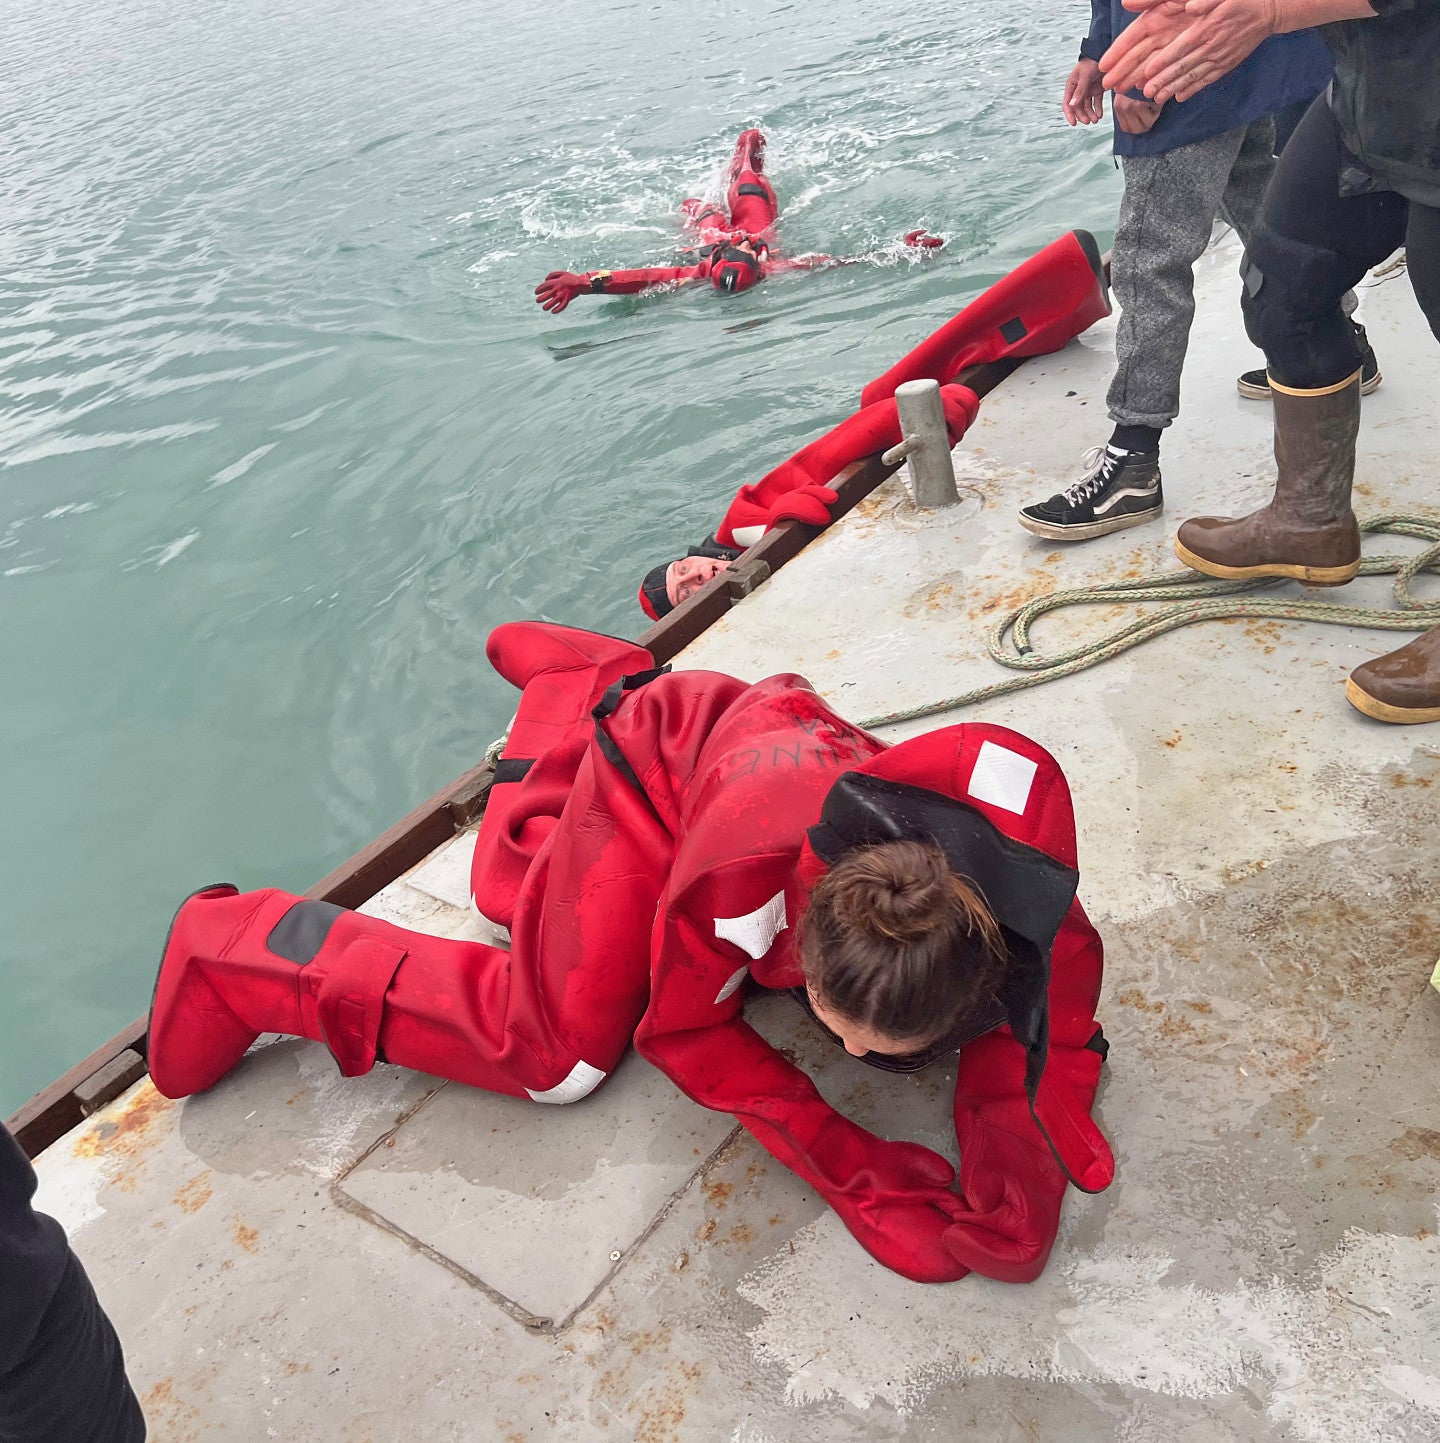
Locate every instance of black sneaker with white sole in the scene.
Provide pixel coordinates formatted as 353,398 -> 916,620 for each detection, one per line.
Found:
1237,319 -> 1382,398
1018,444 -> 1163,540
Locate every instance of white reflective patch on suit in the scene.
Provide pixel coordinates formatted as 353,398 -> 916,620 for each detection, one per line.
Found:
968,740 -> 1038,816
714,965 -> 750,1005
526,1059 -> 606,1105
714,889 -> 788,961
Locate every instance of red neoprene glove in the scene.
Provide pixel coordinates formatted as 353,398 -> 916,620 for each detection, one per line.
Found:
535,271 -> 587,313
764,484 -> 838,530
827,1136 -> 970,1283
903,229 -> 945,250
943,1113 -> 1069,1284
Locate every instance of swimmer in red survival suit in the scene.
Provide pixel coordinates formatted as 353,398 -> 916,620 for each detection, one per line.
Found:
534,128 -> 943,311
148,622 -> 1114,1285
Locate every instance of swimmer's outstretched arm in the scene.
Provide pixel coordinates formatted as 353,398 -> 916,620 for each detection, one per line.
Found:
534,265 -> 707,313
765,230 -> 946,275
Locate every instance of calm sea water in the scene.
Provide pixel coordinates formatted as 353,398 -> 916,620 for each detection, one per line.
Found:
0,0 -> 1120,1112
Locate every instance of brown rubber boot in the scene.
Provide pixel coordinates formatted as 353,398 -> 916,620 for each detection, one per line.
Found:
1175,371 -> 1362,586
1345,626 -> 1440,724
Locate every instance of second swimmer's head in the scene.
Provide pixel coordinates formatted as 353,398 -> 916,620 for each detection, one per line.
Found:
711,244 -> 762,294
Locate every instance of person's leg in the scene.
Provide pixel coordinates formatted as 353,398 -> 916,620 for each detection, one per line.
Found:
1108,128 -> 1251,435
1227,110 -> 1380,398
1216,115 -> 1275,248
727,166 -> 777,235
149,837 -> 664,1106
1,1253 -> 147,1443
1404,198 -> 1440,343
1019,128 -> 1246,541
473,622 -> 654,929
2,1125 -> 146,1443
1271,96 -> 1313,156
1344,199 -> 1440,722
722,125 -> 775,233
147,637 -> 679,1103
1242,98 -> 1407,389
680,197 -> 730,234
1176,97 -> 1409,584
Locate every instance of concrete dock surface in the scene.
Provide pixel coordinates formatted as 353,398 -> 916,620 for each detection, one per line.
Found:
36,236 -> 1440,1441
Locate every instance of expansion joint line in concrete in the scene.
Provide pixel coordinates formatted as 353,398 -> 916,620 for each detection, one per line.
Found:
858,515 -> 1440,729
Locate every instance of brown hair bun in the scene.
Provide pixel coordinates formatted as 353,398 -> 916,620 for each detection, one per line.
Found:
799,839 -> 1005,1046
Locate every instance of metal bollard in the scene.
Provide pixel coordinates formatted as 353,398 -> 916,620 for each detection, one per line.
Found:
883,378 -> 958,508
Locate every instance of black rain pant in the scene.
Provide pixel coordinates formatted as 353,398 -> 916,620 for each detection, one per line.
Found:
1242,94 -> 1440,389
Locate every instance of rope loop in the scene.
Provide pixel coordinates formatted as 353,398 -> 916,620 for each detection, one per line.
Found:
858,515 -> 1440,730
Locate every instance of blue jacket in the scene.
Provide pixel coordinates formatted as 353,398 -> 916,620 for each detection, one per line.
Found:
1080,2 -> 1334,156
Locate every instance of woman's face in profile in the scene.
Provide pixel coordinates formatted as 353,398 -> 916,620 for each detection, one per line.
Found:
805,986 -> 940,1060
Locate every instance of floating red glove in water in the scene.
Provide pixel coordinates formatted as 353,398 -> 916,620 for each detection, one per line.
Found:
764,483 -> 838,530
535,271 -> 587,313
902,229 -> 945,250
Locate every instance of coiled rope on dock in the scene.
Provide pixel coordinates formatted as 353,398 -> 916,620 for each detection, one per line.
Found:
857,515 -> 1440,731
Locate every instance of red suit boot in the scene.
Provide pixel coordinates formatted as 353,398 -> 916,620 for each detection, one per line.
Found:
148,876 -> 658,1106
862,230 -> 1111,404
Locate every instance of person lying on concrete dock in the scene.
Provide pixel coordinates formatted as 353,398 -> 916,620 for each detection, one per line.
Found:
147,622 -> 1115,1285
1102,0 -> 1440,723
533,128 -> 943,313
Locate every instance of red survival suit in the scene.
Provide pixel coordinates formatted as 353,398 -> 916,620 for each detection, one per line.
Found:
715,385 -> 982,548
148,623 -> 1113,1284
703,229 -> 1111,550
536,132 -> 781,308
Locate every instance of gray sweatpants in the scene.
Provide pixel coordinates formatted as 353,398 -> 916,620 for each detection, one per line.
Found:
1109,117 -> 1279,430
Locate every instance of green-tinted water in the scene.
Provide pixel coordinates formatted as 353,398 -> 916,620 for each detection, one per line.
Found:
0,0 -> 1119,1112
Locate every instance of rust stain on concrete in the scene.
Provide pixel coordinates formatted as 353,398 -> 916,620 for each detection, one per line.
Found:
232,1218 -> 260,1254
71,1082 -> 174,1195
172,1171 -> 212,1214
902,579 -> 957,618
140,1377 -> 203,1443
628,1360 -> 703,1443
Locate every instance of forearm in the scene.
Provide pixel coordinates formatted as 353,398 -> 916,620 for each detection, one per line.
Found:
639,1019 -> 875,1199
589,265 -> 703,295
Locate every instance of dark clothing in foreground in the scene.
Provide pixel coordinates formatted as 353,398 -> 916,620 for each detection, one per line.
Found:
1324,0 -> 1440,208
0,1124 -> 145,1443
1243,95 -> 1440,388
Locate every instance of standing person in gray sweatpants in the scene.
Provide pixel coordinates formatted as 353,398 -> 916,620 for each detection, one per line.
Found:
1018,2 -> 1378,542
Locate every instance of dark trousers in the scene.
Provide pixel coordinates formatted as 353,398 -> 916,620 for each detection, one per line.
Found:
1,1254 -> 146,1443
1242,95 -> 1440,388
1,1122 -> 145,1443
